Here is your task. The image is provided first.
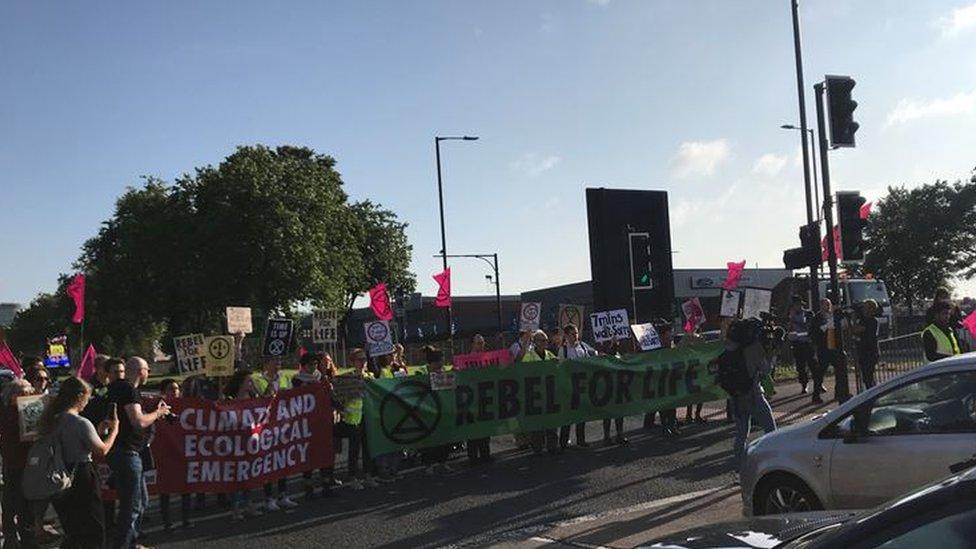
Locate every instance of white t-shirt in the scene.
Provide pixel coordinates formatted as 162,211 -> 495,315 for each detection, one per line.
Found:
559,341 -> 595,359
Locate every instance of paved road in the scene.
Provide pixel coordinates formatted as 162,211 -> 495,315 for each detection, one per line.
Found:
149,379 -> 835,549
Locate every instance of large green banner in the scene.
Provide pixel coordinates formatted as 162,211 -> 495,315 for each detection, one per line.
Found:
364,342 -> 726,455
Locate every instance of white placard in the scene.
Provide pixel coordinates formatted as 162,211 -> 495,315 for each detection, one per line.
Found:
741,288 -> 772,320
630,323 -> 662,351
519,302 -> 542,332
226,307 -> 253,334
589,309 -> 631,343
312,310 -> 338,344
364,320 -> 394,356
720,290 -> 741,318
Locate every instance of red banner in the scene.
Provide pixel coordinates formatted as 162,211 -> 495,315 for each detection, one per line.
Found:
149,384 -> 333,493
452,349 -> 513,370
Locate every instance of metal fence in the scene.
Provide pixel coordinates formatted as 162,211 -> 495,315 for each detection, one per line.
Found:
867,331 -> 927,389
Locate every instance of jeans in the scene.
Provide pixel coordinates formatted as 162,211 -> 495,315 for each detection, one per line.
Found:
109,451 -> 147,549
731,387 -> 776,472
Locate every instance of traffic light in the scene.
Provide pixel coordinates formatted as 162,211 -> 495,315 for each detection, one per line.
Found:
629,233 -> 653,289
837,191 -> 867,262
783,223 -> 822,270
825,75 -> 859,148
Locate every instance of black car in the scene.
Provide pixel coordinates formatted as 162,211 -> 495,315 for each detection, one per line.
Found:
644,466 -> 976,548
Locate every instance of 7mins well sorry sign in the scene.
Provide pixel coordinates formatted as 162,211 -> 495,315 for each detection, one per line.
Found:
589,309 -> 630,343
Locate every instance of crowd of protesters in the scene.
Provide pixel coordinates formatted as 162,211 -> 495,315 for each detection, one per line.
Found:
0,288 -> 969,548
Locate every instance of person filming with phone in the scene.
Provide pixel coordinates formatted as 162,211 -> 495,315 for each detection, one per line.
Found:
107,357 -> 172,549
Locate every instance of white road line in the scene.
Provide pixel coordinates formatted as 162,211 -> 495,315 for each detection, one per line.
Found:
546,486 -> 730,528
529,536 -> 611,549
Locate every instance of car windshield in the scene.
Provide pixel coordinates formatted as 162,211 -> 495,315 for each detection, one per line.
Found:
847,281 -> 890,308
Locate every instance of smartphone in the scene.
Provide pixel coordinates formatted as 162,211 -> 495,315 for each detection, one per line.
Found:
108,402 -> 117,418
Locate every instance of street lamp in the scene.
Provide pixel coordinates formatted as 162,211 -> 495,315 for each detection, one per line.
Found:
435,135 -> 479,343
781,125 -> 821,221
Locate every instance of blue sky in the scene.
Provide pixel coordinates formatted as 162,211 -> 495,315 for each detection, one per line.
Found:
3,0 -> 976,306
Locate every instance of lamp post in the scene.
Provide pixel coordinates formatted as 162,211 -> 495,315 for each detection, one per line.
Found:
436,253 -> 502,336
781,125 -> 821,221
435,135 -> 479,342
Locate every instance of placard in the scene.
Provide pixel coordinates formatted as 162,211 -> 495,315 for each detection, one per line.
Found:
44,336 -> 70,369
452,349 -> 514,370
173,334 -> 206,374
312,310 -> 338,344
203,335 -> 235,377
742,288 -> 772,320
263,318 -> 294,357
557,304 -> 584,329
226,307 -> 253,334
720,290 -> 741,318
17,394 -> 46,441
332,374 -> 366,403
519,302 -> 542,332
364,320 -> 394,357
430,371 -> 457,391
681,298 -> 706,330
589,309 -> 631,343
630,323 -> 662,351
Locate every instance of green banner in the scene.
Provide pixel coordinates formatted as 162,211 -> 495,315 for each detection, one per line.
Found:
364,342 -> 727,455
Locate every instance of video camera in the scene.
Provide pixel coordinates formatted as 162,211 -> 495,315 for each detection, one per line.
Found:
728,316 -> 787,351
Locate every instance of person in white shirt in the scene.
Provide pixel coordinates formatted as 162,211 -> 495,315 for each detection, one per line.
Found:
557,324 -> 598,448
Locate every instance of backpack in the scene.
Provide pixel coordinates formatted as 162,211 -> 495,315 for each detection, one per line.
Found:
23,422 -> 74,501
716,346 -> 753,397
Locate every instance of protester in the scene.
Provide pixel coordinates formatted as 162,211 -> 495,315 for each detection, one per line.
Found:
40,376 -> 119,549
392,344 -> 407,372
853,299 -> 881,388
811,298 -> 848,403
509,331 -> 531,362
23,362 -> 50,396
556,324 -> 597,448
922,300 -> 962,363
679,329 -> 707,424
723,319 -> 776,478
420,346 -> 456,472
107,356 -> 171,549
598,337 -> 627,446
520,331 -> 559,454
466,334 -> 492,465
224,369 -> 264,520
547,329 -> 564,355
154,379 -> 193,532
1,379 -> 36,548
335,348 -> 379,489
643,321 -> 680,438
786,297 -> 818,396
251,358 -> 299,511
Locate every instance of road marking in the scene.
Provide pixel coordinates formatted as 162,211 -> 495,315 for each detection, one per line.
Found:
529,536 -> 610,549
544,486 -> 729,528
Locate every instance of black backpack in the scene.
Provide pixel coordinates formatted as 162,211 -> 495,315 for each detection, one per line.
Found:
717,346 -> 753,396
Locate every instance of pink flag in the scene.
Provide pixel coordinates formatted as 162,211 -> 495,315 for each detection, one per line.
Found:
859,201 -> 873,220
722,261 -> 746,290
433,268 -> 451,308
822,225 -> 843,262
67,273 -> 86,324
963,311 -> 976,339
368,283 -> 394,321
0,340 -> 23,378
682,298 -> 705,333
76,344 -> 97,381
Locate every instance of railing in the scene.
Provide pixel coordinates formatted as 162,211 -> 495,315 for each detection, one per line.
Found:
869,331 -> 927,388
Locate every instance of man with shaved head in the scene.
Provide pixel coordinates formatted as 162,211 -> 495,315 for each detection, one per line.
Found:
107,357 -> 172,548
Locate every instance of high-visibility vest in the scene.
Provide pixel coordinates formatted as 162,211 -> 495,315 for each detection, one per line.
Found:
335,368 -> 373,425
922,324 -> 961,360
251,370 -> 296,396
520,348 -> 556,362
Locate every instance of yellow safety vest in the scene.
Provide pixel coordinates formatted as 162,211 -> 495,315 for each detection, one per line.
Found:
520,349 -> 556,362
335,368 -> 373,425
922,324 -> 961,360
250,370 -> 297,396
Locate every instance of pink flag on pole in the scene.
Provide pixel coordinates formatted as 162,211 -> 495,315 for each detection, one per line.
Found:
76,344 -> 97,381
433,268 -> 451,308
368,283 -> 394,321
722,261 -> 746,290
963,311 -> 976,339
822,225 -> 843,262
859,201 -> 873,220
67,273 -> 86,324
0,340 -> 23,378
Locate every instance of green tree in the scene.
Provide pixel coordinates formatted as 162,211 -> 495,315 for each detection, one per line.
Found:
4,291 -> 72,357
865,171 -> 976,313
341,200 -> 417,313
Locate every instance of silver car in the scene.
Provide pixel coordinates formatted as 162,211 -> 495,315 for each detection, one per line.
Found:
742,352 -> 976,516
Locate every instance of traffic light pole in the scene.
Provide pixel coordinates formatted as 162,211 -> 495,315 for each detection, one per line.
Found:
814,81 -> 850,402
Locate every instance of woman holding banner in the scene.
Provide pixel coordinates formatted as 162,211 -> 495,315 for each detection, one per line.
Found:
521,331 -> 560,455
466,335 -> 493,465
335,349 -> 379,489
421,346 -> 456,473
225,370 -> 265,520
252,359 -> 300,511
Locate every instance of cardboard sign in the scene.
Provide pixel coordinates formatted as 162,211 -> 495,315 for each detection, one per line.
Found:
226,307 -> 253,334
312,310 -> 338,344
557,304 -> 584,329
16,394 -> 46,442
589,309 -> 631,343
742,288 -> 772,320
44,336 -> 70,369
263,318 -> 294,357
173,334 -> 206,374
519,302 -> 542,332
630,323 -> 662,351
720,290 -> 741,318
332,374 -> 365,403
452,349 -> 514,370
430,371 -> 457,391
681,298 -> 706,330
203,336 -> 235,377
364,320 -> 394,357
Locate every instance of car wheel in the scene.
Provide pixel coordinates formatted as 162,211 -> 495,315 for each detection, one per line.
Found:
756,475 -> 823,516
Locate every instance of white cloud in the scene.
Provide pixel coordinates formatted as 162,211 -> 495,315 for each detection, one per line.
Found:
511,153 -> 562,177
885,89 -> 976,127
939,2 -> 976,37
670,139 -> 730,178
752,153 -> 788,176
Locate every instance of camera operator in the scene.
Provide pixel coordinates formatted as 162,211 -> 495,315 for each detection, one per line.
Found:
852,300 -> 880,389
